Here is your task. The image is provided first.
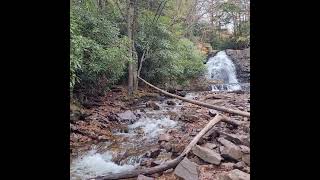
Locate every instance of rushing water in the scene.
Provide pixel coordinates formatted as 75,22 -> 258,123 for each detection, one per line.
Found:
206,51 -> 242,91
70,100 -> 182,180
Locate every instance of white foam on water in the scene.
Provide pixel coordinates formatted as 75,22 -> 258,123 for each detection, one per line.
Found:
129,116 -> 177,138
71,113 -> 178,179
70,150 -> 136,180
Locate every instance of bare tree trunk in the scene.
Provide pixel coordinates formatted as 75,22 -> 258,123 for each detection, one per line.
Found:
127,0 -> 134,95
133,0 -> 139,91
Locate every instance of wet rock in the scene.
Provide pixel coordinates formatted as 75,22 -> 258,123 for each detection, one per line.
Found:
158,133 -> 171,142
180,113 -> 198,122
144,148 -> 161,158
146,101 -> 160,110
197,137 -> 206,145
168,89 -> 176,94
137,174 -> 155,180
242,154 -> 250,166
218,138 -> 243,161
117,110 -> 136,121
234,161 -> 246,170
221,133 -> 249,146
209,109 -> 219,117
177,91 -> 187,97
203,143 -> 217,150
219,169 -> 250,180
192,145 -> 223,165
203,128 -> 219,140
166,100 -> 176,106
174,157 -> 199,180
118,125 -> 129,133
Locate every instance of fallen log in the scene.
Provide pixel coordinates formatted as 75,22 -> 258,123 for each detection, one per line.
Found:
138,77 -> 250,117
89,114 -> 225,180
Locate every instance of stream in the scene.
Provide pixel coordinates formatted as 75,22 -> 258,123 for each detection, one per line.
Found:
70,50 -> 249,180
70,98 -> 185,180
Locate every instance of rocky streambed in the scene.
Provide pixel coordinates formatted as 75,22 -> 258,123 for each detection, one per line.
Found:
70,88 -> 250,180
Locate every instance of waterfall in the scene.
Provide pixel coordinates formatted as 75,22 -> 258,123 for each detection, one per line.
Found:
206,51 -> 242,91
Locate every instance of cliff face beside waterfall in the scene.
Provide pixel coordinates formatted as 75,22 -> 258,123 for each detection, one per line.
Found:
225,48 -> 250,83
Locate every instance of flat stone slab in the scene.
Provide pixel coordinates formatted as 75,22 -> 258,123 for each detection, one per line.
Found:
174,157 -> 199,180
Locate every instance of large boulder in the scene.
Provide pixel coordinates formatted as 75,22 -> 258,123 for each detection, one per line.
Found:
218,138 -> 243,161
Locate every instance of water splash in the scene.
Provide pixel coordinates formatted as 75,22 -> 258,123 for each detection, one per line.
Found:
70,150 -> 136,180
206,51 -> 241,91
70,108 -> 178,179
129,116 -> 177,138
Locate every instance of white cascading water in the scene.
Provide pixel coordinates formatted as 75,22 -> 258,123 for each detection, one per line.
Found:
206,51 -> 241,91
70,111 -> 178,180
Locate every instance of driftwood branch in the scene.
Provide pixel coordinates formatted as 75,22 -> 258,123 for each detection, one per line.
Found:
138,77 -> 250,117
89,114 -> 225,180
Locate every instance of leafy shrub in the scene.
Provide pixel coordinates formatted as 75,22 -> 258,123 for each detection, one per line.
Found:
70,5 -> 130,96
137,12 -> 205,86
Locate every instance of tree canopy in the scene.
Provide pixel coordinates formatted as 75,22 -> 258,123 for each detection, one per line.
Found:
70,0 -> 250,101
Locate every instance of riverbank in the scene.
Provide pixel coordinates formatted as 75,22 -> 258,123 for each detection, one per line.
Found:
70,86 -> 250,179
